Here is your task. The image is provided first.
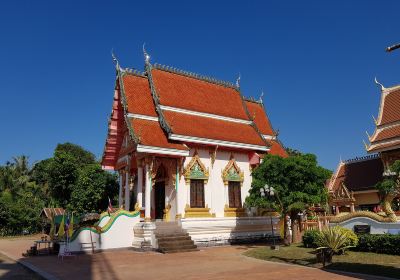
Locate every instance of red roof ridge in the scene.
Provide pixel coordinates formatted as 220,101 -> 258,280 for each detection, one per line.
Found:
153,63 -> 238,90
343,154 -> 380,165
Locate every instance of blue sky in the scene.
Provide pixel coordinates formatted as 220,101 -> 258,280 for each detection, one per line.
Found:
0,1 -> 399,170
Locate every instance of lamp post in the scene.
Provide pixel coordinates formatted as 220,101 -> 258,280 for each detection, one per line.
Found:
260,184 -> 278,250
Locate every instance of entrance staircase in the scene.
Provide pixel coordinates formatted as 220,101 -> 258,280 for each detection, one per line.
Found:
154,221 -> 198,253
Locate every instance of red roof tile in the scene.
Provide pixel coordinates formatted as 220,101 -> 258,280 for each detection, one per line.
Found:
330,156 -> 383,192
368,139 -> 400,152
380,88 -> 400,125
244,101 -> 274,135
151,69 -> 249,120
372,125 -> 400,142
163,111 -> 266,147
122,73 -> 157,117
130,118 -> 187,151
269,140 -> 288,157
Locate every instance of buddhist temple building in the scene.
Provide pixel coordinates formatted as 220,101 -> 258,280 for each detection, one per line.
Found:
97,49 -> 288,249
328,81 -> 400,216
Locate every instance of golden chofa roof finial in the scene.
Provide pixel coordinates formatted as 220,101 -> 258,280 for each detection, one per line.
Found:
236,73 -> 241,88
143,43 -> 150,64
111,49 -> 120,69
363,140 -> 369,151
259,90 -> 264,104
374,77 -> 385,91
372,115 -> 377,125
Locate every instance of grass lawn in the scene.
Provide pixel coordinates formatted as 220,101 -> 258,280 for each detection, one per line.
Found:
243,244 -> 400,279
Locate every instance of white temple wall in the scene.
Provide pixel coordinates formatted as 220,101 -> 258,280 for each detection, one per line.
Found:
176,147 -> 252,218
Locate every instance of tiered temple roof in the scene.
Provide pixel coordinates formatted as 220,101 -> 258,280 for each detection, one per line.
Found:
367,84 -> 400,153
101,53 -> 287,169
327,154 -> 384,193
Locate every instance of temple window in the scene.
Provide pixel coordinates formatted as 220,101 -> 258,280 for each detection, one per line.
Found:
190,179 -> 205,208
183,151 -> 209,209
228,181 -> 241,208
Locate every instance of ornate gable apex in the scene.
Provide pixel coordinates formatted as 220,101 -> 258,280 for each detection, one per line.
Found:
183,150 -> 209,183
330,182 -> 355,203
221,154 -> 244,186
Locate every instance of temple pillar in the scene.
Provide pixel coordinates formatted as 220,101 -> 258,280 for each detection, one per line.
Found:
125,168 -> 130,211
350,203 -> 355,213
144,163 -> 151,221
137,166 -> 143,208
175,160 -> 181,218
118,171 -> 123,207
335,205 -> 340,215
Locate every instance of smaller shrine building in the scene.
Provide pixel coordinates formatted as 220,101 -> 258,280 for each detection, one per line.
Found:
328,81 -> 400,216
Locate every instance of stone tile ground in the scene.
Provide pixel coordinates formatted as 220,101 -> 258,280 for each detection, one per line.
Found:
0,236 -> 381,280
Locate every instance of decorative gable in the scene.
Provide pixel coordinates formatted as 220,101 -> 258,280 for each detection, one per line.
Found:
183,151 -> 209,184
221,155 -> 244,186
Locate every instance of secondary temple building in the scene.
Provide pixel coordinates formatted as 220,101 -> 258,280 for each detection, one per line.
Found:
99,50 -> 287,249
328,81 -> 400,216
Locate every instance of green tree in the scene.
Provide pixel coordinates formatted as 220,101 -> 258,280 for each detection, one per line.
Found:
69,163 -> 118,213
48,152 -> 78,207
246,154 -> 331,245
55,143 -> 96,167
376,160 -> 400,222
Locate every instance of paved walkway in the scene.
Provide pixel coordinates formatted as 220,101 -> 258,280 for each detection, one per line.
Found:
0,236 -> 379,280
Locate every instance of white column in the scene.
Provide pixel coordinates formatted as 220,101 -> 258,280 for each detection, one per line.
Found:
137,166 -> 143,208
125,169 -> 130,211
175,160 -> 181,217
118,171 -> 123,207
145,163 -> 151,220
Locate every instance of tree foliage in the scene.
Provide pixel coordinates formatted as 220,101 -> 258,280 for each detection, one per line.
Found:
246,153 -> 331,244
0,143 -> 118,236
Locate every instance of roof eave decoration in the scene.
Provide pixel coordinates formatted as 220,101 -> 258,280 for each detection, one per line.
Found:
183,150 -> 209,184
329,182 -> 355,204
142,46 -> 173,135
221,154 -> 244,186
110,52 -> 140,145
235,85 -> 270,148
152,63 -> 238,89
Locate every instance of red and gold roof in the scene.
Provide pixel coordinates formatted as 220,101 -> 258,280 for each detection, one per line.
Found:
101,57 -> 286,170
367,85 -> 400,153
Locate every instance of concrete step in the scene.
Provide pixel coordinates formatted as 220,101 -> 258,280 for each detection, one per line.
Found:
156,234 -> 191,241
154,221 -> 198,254
158,239 -> 195,247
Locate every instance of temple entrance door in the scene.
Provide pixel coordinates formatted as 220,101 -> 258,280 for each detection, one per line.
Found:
154,181 -> 165,220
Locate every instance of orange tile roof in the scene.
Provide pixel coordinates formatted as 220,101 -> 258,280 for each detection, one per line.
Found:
380,87 -> 400,125
151,68 -> 249,120
368,139 -> 400,152
269,140 -> 288,157
130,118 -> 187,151
163,111 -> 266,147
372,125 -> 400,142
244,100 -> 274,135
122,73 -> 157,117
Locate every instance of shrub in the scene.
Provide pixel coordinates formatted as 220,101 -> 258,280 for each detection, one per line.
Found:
316,226 -> 358,255
336,226 -> 358,247
302,229 -> 320,248
356,234 -> 400,255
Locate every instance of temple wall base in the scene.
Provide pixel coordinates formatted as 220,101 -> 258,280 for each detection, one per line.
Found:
180,216 -> 280,246
132,222 -> 156,250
